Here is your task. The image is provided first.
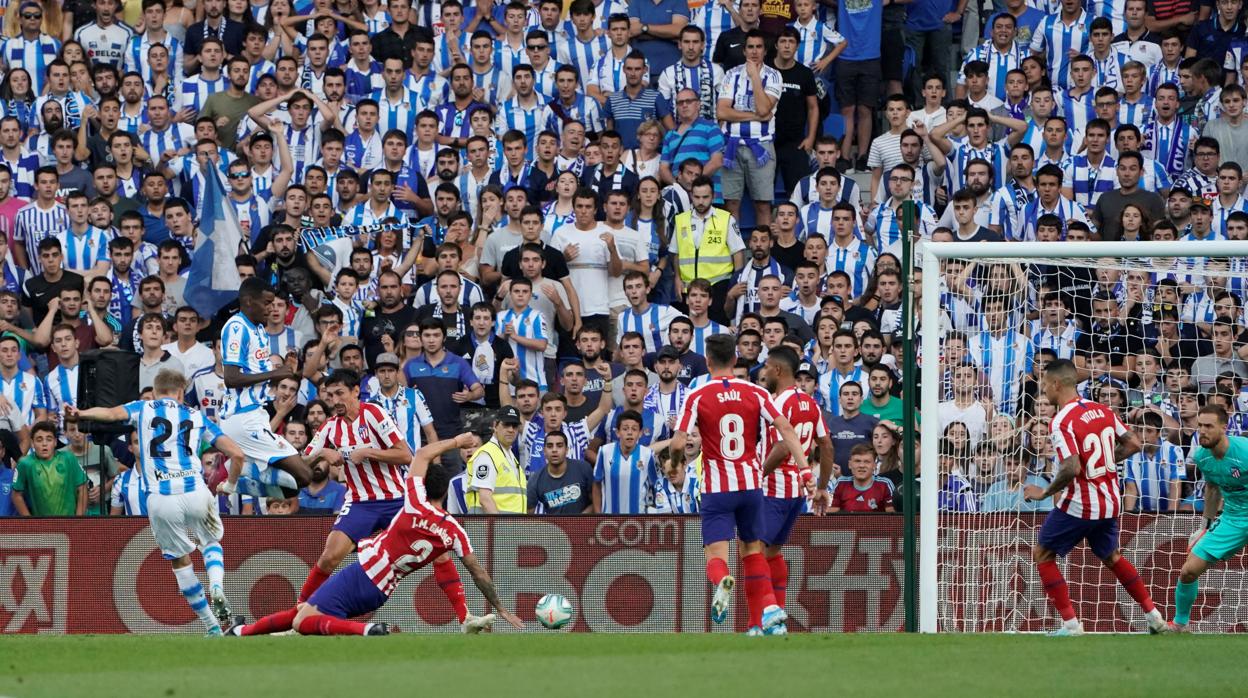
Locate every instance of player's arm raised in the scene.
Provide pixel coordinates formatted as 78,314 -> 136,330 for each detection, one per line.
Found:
65,405 -> 130,423
460,551 -> 524,629
410,433 -> 478,479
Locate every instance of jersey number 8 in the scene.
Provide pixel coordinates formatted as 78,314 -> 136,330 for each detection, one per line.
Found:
720,414 -> 745,460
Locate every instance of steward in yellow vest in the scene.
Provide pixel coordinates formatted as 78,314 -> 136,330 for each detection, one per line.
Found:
465,406 -> 526,513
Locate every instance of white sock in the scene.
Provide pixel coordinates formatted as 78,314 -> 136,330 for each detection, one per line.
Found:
1063,618 -> 1081,630
173,565 -> 219,633
201,543 -> 225,593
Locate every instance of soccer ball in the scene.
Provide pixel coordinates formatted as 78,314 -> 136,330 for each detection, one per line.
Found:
535,594 -> 574,630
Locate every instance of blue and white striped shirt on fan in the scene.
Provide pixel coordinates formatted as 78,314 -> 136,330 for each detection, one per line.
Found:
691,321 -> 730,356
15,201 -> 69,275
496,305 -> 549,391
818,365 -> 865,415
220,313 -> 274,419
267,326 -> 302,360
111,468 -> 149,515
0,35 -> 60,95
959,41 -> 1025,101
140,123 -> 195,161
1123,441 -> 1186,512
370,386 -> 435,452
691,1 -> 734,61
558,32 -> 608,87
1028,9 -> 1089,89
124,398 -> 223,496
826,238 -> 876,297
372,89 -> 420,141
56,227 -> 111,273
180,73 -> 227,116
0,370 -> 48,424
720,64 -> 783,141
495,99 -> 543,158
46,363 -> 77,414
594,442 -> 658,514
968,329 -> 1032,415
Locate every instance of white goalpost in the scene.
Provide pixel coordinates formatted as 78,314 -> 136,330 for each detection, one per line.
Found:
918,240 -> 1248,634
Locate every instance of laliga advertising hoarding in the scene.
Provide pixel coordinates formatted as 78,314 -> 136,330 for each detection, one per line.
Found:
0,515 -> 1243,634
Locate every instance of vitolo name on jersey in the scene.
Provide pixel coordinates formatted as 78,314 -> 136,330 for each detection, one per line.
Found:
1078,407 -> 1109,424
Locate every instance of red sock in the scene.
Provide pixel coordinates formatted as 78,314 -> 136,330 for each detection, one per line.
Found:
706,557 -> 730,586
767,554 -> 789,610
741,553 -> 778,629
299,565 -> 331,603
295,613 -> 369,636
1037,560 -> 1077,622
1110,557 -> 1156,613
241,607 -> 298,636
434,558 -> 469,623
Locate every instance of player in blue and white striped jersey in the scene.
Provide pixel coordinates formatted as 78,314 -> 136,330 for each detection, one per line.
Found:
1029,0 -> 1089,89
593,411 -> 659,514
69,369 -> 247,635
217,278 -> 309,501
369,353 -> 438,451
1122,411 -> 1185,512
497,277 -> 550,392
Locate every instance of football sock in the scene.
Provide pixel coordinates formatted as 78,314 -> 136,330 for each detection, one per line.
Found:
201,543 -> 225,594
241,608 -> 298,636
1037,560 -> 1076,622
1174,579 -> 1199,625
767,554 -> 789,610
296,614 -> 369,636
243,463 -> 299,499
173,565 -> 219,633
234,476 -> 265,498
299,565 -> 332,603
741,553 -> 777,629
1110,557 -> 1156,613
434,558 -> 469,623
706,557 -> 730,586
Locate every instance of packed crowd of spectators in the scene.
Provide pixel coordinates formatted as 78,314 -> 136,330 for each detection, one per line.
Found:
0,0 -> 1243,518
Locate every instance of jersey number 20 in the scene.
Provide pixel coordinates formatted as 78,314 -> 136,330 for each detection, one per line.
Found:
1081,426 -> 1116,479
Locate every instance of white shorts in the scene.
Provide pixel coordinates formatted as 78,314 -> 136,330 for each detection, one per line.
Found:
148,488 -> 223,560
219,408 -> 298,469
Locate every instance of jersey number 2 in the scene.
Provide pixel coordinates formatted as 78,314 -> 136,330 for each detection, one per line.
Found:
393,539 -> 435,574
1081,426 -> 1116,478
150,418 -> 194,459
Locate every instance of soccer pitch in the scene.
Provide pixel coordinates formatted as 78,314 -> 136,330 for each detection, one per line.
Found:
1,633 -> 1245,697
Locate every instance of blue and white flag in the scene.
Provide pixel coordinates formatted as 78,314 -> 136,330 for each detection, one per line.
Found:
185,163 -> 243,319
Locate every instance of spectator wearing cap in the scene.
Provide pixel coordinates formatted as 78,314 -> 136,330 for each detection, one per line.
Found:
369,352 -> 439,453
861,365 -> 904,424
465,405 -> 527,514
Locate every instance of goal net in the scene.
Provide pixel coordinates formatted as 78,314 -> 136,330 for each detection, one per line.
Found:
917,241 -> 1248,633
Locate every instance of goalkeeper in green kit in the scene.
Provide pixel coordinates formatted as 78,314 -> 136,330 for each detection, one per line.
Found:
1168,404 -> 1248,632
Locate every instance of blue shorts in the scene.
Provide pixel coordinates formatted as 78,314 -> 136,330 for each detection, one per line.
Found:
700,489 -> 764,546
760,496 -> 805,547
332,498 -> 404,543
307,561 -> 389,619
1037,508 -> 1120,560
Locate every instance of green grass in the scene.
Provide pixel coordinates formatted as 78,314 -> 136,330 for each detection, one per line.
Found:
0,632 -> 1242,697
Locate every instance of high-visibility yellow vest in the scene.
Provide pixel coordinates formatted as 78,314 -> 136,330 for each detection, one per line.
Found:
465,438 -> 527,514
674,208 -> 735,284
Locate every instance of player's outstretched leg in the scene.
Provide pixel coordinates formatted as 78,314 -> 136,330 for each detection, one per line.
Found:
740,550 -> 783,632
294,609 -> 394,636
1103,551 -> 1166,633
172,560 -> 222,636
200,541 -> 232,629
706,554 -> 734,625
228,607 -> 299,636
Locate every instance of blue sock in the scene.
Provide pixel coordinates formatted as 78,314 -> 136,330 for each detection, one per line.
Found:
235,476 -> 264,498
1174,579 -> 1199,625
174,565 -> 219,633
201,543 -> 225,594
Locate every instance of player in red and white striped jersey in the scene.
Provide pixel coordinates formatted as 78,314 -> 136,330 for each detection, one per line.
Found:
293,369 -> 419,609
669,334 -> 810,635
228,434 -> 524,636
1026,359 -> 1166,635
759,350 -> 835,614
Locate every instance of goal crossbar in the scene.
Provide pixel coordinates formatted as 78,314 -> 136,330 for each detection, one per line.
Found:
916,240 -> 1248,633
